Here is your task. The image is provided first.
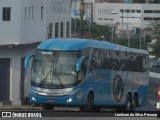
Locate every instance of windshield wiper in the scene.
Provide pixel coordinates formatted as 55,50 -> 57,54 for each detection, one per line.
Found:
38,65 -> 56,87
51,65 -> 63,87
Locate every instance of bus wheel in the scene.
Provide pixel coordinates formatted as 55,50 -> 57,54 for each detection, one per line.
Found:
42,104 -> 55,110
124,94 -> 132,111
132,95 -> 138,111
79,93 -> 94,112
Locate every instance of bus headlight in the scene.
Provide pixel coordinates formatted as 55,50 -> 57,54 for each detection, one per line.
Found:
31,97 -> 36,101
67,98 -> 72,103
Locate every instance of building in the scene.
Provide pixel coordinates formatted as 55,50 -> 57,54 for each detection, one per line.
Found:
95,0 -> 133,3
95,0 -> 110,2
72,0 -> 94,21
93,3 -> 160,36
0,0 -> 71,105
122,0 -> 132,3
72,1 -> 160,37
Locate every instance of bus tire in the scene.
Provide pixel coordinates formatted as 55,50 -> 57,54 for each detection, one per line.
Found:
79,92 -> 94,112
132,94 -> 138,111
124,94 -> 132,111
42,104 -> 55,110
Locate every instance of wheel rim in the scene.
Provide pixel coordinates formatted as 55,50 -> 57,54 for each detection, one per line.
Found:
85,94 -> 93,111
126,95 -> 132,111
87,96 -> 92,109
127,100 -> 131,111
132,97 -> 137,111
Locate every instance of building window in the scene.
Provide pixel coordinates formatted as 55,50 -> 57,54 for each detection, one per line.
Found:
144,17 -> 153,21
55,23 -> 59,38
126,10 -> 130,13
29,6 -> 31,20
98,18 -> 103,20
41,6 -> 44,20
48,23 -> 53,39
144,10 -> 153,13
136,10 -> 141,13
60,22 -> 64,38
154,10 -> 160,13
120,9 -> 124,13
25,7 -> 27,21
32,7 -> 34,20
2,7 -> 11,21
154,18 -> 160,20
66,22 -> 70,38
131,10 -> 135,13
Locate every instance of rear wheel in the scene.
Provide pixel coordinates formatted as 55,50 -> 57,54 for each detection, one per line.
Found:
42,104 -> 55,110
132,95 -> 138,111
79,93 -> 94,112
123,94 -> 132,111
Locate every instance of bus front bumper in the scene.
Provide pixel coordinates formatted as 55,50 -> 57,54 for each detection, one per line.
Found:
29,92 -> 84,106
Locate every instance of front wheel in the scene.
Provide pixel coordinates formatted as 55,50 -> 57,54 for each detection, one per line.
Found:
79,93 -> 94,112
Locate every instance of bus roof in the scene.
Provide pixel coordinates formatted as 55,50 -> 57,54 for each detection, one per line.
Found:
37,38 -> 148,54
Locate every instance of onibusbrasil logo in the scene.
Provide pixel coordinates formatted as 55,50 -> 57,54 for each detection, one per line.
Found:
113,75 -> 124,103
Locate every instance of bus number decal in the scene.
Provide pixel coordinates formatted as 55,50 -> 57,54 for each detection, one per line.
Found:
113,75 -> 124,103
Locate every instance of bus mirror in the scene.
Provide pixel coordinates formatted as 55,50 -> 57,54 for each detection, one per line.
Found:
76,56 -> 85,72
24,54 -> 34,69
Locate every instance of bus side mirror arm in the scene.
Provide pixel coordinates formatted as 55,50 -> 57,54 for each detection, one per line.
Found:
24,54 -> 34,69
76,56 -> 85,72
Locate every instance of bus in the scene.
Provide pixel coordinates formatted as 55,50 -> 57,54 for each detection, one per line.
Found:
25,38 -> 149,111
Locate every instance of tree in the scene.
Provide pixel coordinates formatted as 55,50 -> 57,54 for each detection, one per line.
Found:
149,21 -> 160,58
71,18 -> 112,40
114,36 -> 151,50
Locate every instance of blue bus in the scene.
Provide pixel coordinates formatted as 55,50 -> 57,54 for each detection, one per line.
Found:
25,38 -> 149,111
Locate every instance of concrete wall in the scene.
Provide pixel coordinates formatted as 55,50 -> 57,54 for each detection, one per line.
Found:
0,47 -> 35,105
0,0 -> 71,45
0,0 -> 22,45
0,0 -> 71,105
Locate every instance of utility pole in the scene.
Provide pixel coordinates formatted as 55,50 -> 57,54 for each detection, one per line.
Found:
74,0 -> 77,31
121,11 -> 124,39
140,16 -> 142,49
127,14 -> 130,47
80,0 -> 84,38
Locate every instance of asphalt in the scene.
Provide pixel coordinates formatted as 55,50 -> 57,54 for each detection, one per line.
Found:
0,104 -> 42,110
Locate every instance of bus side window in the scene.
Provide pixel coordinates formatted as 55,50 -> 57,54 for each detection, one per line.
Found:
77,57 -> 88,82
136,54 -> 143,72
110,51 -> 119,70
142,54 -> 148,72
89,48 -> 101,72
89,58 -> 100,72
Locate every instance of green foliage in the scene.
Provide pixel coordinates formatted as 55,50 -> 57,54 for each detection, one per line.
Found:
71,18 -> 111,40
90,23 -> 111,40
114,36 -> 151,50
149,21 -> 160,58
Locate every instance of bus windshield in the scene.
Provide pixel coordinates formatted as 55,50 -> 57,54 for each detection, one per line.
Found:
31,50 -> 79,88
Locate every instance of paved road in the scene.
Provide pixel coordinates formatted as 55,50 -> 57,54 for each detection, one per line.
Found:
0,76 -> 159,119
